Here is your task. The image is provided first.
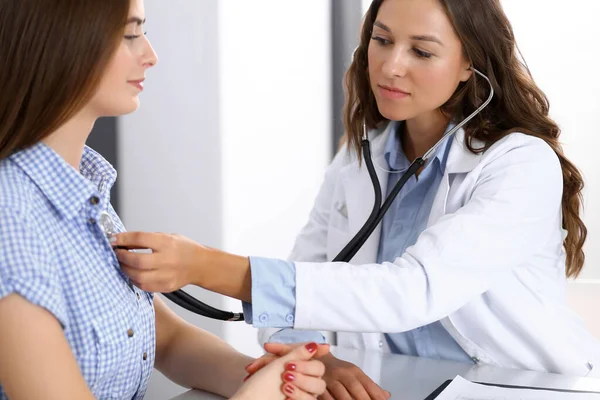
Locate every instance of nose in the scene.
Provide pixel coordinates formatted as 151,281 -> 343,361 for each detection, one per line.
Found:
381,46 -> 407,78
142,36 -> 158,68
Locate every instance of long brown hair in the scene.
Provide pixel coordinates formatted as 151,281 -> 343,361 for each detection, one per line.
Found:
0,0 -> 130,161
344,0 -> 586,277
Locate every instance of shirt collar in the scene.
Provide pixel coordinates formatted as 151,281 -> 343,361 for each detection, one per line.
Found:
10,142 -> 117,219
383,120 -> 455,174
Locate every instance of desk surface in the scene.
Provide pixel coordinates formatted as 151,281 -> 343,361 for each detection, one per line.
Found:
171,347 -> 600,399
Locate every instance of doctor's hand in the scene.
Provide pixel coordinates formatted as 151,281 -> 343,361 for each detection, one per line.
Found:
256,343 -> 391,400
111,232 -> 203,293
232,342 -> 328,400
111,232 -> 252,301
316,353 -> 391,400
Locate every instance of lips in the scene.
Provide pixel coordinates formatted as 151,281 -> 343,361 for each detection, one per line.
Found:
378,84 -> 409,100
128,78 -> 145,91
379,84 -> 409,94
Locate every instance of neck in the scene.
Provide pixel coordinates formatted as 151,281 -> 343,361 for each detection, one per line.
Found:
403,110 -> 450,162
42,110 -> 97,170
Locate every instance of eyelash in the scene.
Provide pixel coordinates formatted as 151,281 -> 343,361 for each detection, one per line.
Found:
413,48 -> 432,59
124,32 -> 147,40
370,36 -> 433,59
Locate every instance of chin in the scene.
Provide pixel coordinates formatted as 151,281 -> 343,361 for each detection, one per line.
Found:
110,100 -> 140,117
96,98 -> 140,118
376,102 -> 416,122
123,101 -> 140,115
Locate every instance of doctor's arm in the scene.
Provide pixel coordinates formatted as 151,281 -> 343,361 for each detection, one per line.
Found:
113,144 -> 350,330
113,139 -> 562,333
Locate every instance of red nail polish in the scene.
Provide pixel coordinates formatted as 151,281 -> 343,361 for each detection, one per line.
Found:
245,362 -> 254,371
243,375 -> 250,382
305,342 -> 318,353
285,363 -> 297,371
283,372 -> 295,382
284,384 -> 294,395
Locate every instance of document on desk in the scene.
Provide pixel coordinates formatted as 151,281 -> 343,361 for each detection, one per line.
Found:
435,376 -> 600,400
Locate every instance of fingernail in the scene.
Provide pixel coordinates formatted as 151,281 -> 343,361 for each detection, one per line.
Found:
283,372 -> 295,382
245,362 -> 254,371
305,342 -> 318,353
109,235 -> 117,244
285,363 -> 297,371
283,384 -> 294,395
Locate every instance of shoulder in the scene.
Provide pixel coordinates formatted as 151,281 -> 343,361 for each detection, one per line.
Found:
0,157 -> 41,218
481,132 -> 561,175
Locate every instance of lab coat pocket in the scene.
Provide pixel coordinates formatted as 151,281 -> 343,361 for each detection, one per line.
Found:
586,360 -> 600,378
330,201 -> 349,230
327,225 -> 351,261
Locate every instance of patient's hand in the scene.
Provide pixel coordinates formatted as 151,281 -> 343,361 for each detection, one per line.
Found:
251,343 -> 391,400
232,342 -> 328,400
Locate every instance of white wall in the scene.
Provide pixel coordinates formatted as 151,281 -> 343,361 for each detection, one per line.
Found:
218,0 -> 332,359
118,1 -> 331,399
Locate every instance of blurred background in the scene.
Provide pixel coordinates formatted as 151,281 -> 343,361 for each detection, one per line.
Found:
86,1 -> 600,398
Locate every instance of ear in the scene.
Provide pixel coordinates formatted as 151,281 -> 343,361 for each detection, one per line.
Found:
459,64 -> 474,82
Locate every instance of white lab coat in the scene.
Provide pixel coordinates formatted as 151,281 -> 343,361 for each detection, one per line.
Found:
259,121 -> 600,378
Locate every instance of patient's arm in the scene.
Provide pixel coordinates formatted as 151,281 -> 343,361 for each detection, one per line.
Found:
0,294 -> 95,400
154,296 -> 252,398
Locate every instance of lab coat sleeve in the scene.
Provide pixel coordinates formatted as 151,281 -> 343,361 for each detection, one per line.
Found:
293,138 -> 564,333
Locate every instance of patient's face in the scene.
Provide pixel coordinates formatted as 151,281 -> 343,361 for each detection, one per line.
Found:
88,0 -> 159,117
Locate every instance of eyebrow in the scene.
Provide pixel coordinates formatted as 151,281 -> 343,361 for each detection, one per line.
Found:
373,21 -> 444,46
127,17 -> 146,25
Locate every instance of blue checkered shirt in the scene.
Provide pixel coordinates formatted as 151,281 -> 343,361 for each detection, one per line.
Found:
0,143 -> 155,399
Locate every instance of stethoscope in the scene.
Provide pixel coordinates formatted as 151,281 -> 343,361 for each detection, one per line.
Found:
103,68 -> 494,321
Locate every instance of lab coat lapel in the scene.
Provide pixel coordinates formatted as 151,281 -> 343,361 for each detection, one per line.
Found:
338,123 -> 394,264
428,128 -> 483,226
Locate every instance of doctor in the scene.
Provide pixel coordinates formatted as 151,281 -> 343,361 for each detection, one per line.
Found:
113,0 -> 600,398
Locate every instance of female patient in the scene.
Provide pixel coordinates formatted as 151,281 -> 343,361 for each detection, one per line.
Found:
0,1 -> 327,399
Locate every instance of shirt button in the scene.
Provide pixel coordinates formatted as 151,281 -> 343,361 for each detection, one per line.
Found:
285,314 -> 294,324
472,356 -> 480,363
259,313 -> 269,323
379,341 -> 384,348
137,292 -> 141,300
89,218 -> 96,224
143,352 -> 148,361
127,329 -> 134,338
90,196 -> 100,205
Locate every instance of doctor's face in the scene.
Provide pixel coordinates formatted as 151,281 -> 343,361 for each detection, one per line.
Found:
88,0 -> 158,117
367,0 -> 472,121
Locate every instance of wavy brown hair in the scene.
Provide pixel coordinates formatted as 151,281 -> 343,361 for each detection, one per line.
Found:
344,0 -> 586,277
0,0 -> 130,161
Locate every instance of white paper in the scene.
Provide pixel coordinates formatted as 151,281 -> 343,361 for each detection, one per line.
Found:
434,376 -> 600,400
